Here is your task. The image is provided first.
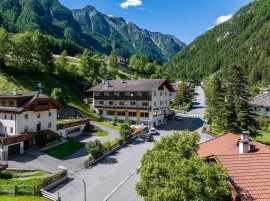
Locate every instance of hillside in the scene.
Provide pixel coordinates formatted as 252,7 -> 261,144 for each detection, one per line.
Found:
72,6 -> 186,61
0,0 -> 185,61
167,0 -> 270,86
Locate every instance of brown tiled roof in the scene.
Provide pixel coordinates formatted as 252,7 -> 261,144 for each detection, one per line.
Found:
0,91 -> 62,113
249,93 -> 270,107
86,79 -> 175,92
216,153 -> 270,201
197,133 -> 270,157
198,133 -> 270,200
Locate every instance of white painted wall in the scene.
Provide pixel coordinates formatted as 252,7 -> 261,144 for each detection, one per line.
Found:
58,124 -> 86,138
0,113 -> 16,135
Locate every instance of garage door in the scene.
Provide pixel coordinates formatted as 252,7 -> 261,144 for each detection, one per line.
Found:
8,143 -> 20,156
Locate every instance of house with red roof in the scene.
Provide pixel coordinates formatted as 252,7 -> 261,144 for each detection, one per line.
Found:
198,132 -> 270,201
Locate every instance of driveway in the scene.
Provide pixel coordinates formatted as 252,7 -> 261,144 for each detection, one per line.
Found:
8,124 -> 120,173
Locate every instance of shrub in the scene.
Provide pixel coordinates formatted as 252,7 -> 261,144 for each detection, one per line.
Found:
119,121 -> 133,140
85,139 -> 104,159
84,123 -> 91,131
103,141 -> 111,150
35,132 -> 60,148
117,137 -> 124,145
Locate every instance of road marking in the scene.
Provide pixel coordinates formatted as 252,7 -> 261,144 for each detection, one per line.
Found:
103,166 -> 141,201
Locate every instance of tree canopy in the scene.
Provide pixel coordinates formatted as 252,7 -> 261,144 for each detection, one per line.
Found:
136,131 -> 229,201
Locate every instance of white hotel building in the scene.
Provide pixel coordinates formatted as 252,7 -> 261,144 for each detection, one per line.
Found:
84,79 -> 174,127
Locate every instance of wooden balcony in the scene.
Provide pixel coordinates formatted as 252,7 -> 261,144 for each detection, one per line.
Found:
94,96 -> 151,101
94,104 -> 151,111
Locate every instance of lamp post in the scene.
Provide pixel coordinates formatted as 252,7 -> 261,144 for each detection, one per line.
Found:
58,165 -> 86,201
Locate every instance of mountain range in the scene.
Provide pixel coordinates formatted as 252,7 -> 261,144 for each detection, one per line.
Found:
0,0 -> 185,61
167,0 -> 270,86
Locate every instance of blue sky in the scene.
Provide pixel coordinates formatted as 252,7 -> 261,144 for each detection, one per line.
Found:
59,0 -> 252,44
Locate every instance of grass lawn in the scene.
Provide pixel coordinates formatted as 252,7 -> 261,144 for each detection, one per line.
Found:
92,131 -> 109,137
94,121 -> 121,130
0,196 -> 49,201
57,117 -> 82,125
0,170 -> 51,186
44,139 -> 84,159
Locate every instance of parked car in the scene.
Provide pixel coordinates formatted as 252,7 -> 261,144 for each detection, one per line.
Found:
174,115 -> 182,121
149,127 -> 158,135
139,133 -> 154,142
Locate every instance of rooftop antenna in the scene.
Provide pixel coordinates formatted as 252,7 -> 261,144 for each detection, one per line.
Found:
37,83 -> 43,93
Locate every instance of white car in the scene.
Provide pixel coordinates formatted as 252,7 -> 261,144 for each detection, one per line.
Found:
149,127 -> 158,135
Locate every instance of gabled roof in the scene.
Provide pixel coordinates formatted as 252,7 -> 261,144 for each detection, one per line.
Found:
197,133 -> 270,157
198,133 -> 270,201
249,93 -> 270,107
216,153 -> 270,201
85,79 -> 175,92
0,91 -> 63,113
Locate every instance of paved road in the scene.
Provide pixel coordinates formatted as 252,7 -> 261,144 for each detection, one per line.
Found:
53,86 -> 211,201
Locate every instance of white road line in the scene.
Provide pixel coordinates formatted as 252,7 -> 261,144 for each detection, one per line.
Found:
103,166 -> 141,201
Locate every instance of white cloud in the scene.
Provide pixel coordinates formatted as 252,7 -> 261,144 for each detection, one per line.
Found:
215,14 -> 232,25
120,0 -> 143,9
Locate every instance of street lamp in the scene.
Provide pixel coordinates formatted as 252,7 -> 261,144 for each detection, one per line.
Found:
58,165 -> 86,201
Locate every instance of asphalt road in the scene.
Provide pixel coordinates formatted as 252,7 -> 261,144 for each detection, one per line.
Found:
54,86 -> 210,201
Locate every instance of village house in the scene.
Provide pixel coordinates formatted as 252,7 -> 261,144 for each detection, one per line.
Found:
0,91 -> 62,161
84,79 -> 174,127
0,91 -> 90,161
198,132 -> 270,200
249,88 -> 270,118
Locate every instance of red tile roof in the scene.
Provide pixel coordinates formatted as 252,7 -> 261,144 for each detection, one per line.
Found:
197,133 -> 270,157
198,133 -> 270,200
216,154 -> 270,201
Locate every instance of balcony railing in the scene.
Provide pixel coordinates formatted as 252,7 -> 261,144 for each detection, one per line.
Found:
94,104 -> 151,111
94,96 -> 151,101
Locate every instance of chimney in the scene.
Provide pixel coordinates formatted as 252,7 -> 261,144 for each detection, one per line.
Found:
107,81 -> 110,87
239,131 -> 250,154
13,89 -> 17,96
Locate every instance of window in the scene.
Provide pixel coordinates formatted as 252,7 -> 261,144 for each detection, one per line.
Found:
48,122 -> 51,128
25,114 -> 28,119
24,126 -> 28,132
4,127 -> 7,133
4,114 -> 6,119
165,100 -> 168,105
99,101 -> 104,105
142,92 -> 148,97
165,92 -> 167,96
154,92 -> 156,96
48,111 -> 51,117
140,113 -> 149,118
119,101 -> 124,106
109,101 -> 113,105
10,100 -> 14,106
99,110 -> 103,115
99,92 -> 104,96
109,92 -> 114,96
118,111 -> 125,116
154,101 -> 156,107
131,92 -> 137,97
120,92 -> 125,96
10,115 -> 13,120
160,92 -> 163,96
160,101 -> 163,105
10,127 -> 13,133
2,100 -> 6,106
107,111 -> 114,116
130,102 -> 136,106
129,112 -> 136,117
142,102 -> 148,106
37,113 -> 40,118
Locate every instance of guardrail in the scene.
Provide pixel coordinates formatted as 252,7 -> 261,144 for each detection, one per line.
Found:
40,189 -> 60,201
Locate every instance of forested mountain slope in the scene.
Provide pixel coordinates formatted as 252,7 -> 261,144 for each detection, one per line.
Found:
167,0 -> 270,86
72,6 -> 186,60
0,0 -> 185,61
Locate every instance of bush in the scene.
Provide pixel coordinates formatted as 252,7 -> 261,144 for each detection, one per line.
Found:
85,139 -> 104,159
84,123 -> 91,131
103,141 -> 111,150
35,132 -> 60,148
0,171 -> 12,179
185,102 -> 193,111
119,121 -> 133,140
117,137 -> 124,145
